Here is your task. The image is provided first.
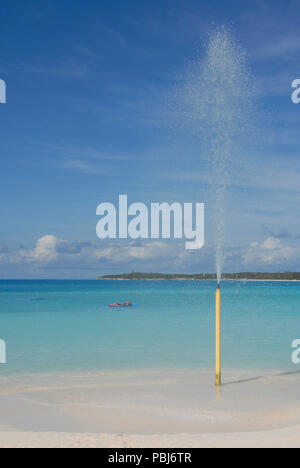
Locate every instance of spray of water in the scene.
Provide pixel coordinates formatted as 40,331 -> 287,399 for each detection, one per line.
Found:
174,27 -> 257,282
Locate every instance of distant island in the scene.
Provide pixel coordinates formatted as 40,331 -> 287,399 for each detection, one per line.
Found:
96,272 -> 300,281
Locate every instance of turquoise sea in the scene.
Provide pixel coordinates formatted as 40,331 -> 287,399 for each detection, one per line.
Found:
0,280 -> 299,375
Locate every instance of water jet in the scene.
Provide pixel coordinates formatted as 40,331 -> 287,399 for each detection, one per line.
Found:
174,26 -> 258,386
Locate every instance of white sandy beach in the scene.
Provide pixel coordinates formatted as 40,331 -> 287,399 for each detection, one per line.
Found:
0,368 -> 300,448
1,426 -> 300,448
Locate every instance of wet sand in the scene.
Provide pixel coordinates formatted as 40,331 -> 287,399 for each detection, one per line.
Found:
0,368 -> 299,447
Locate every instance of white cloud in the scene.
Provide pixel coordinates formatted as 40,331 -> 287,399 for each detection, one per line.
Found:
11,235 -> 58,264
32,235 -> 57,261
2,234 -> 300,278
58,158 -> 106,175
5,236 -> 181,268
254,35 -> 300,60
242,237 -> 298,266
1,235 -> 212,276
95,241 -> 172,262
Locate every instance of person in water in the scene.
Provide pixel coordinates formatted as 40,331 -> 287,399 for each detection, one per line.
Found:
110,302 -> 132,307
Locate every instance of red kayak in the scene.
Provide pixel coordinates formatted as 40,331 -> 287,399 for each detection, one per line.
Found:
108,303 -> 135,308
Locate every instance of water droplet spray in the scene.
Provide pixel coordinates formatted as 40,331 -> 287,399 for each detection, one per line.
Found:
174,26 -> 258,385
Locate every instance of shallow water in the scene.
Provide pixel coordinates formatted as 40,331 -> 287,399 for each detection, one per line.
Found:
0,280 -> 299,375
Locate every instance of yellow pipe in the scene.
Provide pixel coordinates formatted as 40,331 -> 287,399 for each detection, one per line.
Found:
216,284 -> 222,386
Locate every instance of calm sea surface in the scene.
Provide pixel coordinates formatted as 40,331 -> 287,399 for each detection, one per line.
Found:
0,280 -> 299,374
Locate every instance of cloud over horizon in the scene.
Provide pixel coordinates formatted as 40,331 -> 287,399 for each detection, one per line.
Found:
0,234 -> 299,279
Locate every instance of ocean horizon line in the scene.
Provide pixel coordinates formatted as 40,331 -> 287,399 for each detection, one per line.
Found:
1,274 -> 300,282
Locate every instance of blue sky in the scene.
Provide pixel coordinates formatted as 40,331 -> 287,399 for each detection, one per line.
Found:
1,0 -> 300,278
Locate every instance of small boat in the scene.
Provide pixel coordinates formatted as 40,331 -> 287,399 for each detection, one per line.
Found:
107,302 -> 136,308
